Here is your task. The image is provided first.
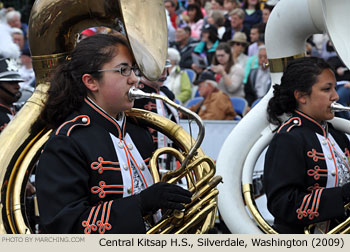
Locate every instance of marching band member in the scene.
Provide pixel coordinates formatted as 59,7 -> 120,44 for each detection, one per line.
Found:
33,34 -> 191,234
133,60 -> 179,150
264,57 -> 350,233
0,55 -> 22,133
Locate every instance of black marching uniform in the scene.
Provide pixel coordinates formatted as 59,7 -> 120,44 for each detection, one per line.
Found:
0,104 -> 15,133
264,110 -> 350,233
36,97 -> 156,234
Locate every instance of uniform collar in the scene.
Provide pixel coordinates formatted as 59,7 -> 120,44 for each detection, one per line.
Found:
81,97 -> 126,139
294,110 -> 328,137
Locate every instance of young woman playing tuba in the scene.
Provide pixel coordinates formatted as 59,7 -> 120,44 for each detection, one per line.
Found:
32,34 -> 192,234
264,57 -> 350,233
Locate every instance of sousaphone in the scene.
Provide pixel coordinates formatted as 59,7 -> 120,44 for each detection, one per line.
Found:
216,0 -> 350,234
0,0 -> 219,234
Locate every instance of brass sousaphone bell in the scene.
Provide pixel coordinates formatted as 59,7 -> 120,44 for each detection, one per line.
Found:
0,0 -> 219,234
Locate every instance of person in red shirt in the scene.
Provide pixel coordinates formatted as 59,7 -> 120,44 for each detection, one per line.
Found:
164,0 -> 178,29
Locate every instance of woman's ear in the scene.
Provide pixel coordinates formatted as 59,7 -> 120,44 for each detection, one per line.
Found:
294,90 -> 307,105
82,74 -> 99,92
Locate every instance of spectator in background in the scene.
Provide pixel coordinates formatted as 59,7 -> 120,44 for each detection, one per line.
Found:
262,4 -> 274,24
0,22 -> 23,133
186,0 -> 207,17
192,24 -> 219,74
229,31 -> 248,69
204,0 -> 226,28
210,0 -> 226,14
2,0 -> 34,24
243,36 -> 265,84
222,8 -> 249,42
11,27 -> 25,51
244,45 -> 270,106
210,42 -> 245,98
207,10 -> 226,39
187,71 -> 236,120
224,0 -> 240,12
242,0 -> 262,33
5,10 -> 28,41
165,0 -> 179,29
134,61 -> 179,149
169,26 -> 199,69
247,23 -> 265,56
223,0 -> 240,26
166,9 -> 177,44
174,0 -> 186,16
164,48 -> 192,104
186,4 -> 204,40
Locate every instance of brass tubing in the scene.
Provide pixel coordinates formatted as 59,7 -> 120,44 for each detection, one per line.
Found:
184,190 -> 219,221
242,184 -> 277,234
175,202 -> 217,234
148,147 -> 185,183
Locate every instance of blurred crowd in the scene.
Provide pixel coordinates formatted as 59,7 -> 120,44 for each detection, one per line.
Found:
164,0 -> 350,120
1,0 -> 350,132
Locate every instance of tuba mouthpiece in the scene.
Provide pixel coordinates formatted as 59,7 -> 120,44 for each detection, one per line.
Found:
128,87 -> 151,101
330,102 -> 350,112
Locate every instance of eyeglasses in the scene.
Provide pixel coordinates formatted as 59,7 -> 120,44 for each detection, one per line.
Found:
233,42 -> 243,46
216,54 -> 226,58
98,64 -> 141,77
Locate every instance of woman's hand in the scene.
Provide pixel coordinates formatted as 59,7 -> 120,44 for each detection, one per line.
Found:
210,64 -> 225,75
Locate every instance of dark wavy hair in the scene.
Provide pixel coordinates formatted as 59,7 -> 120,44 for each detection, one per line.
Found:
31,33 -> 130,132
212,42 -> 234,73
243,0 -> 260,10
267,57 -> 333,128
187,4 -> 203,23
